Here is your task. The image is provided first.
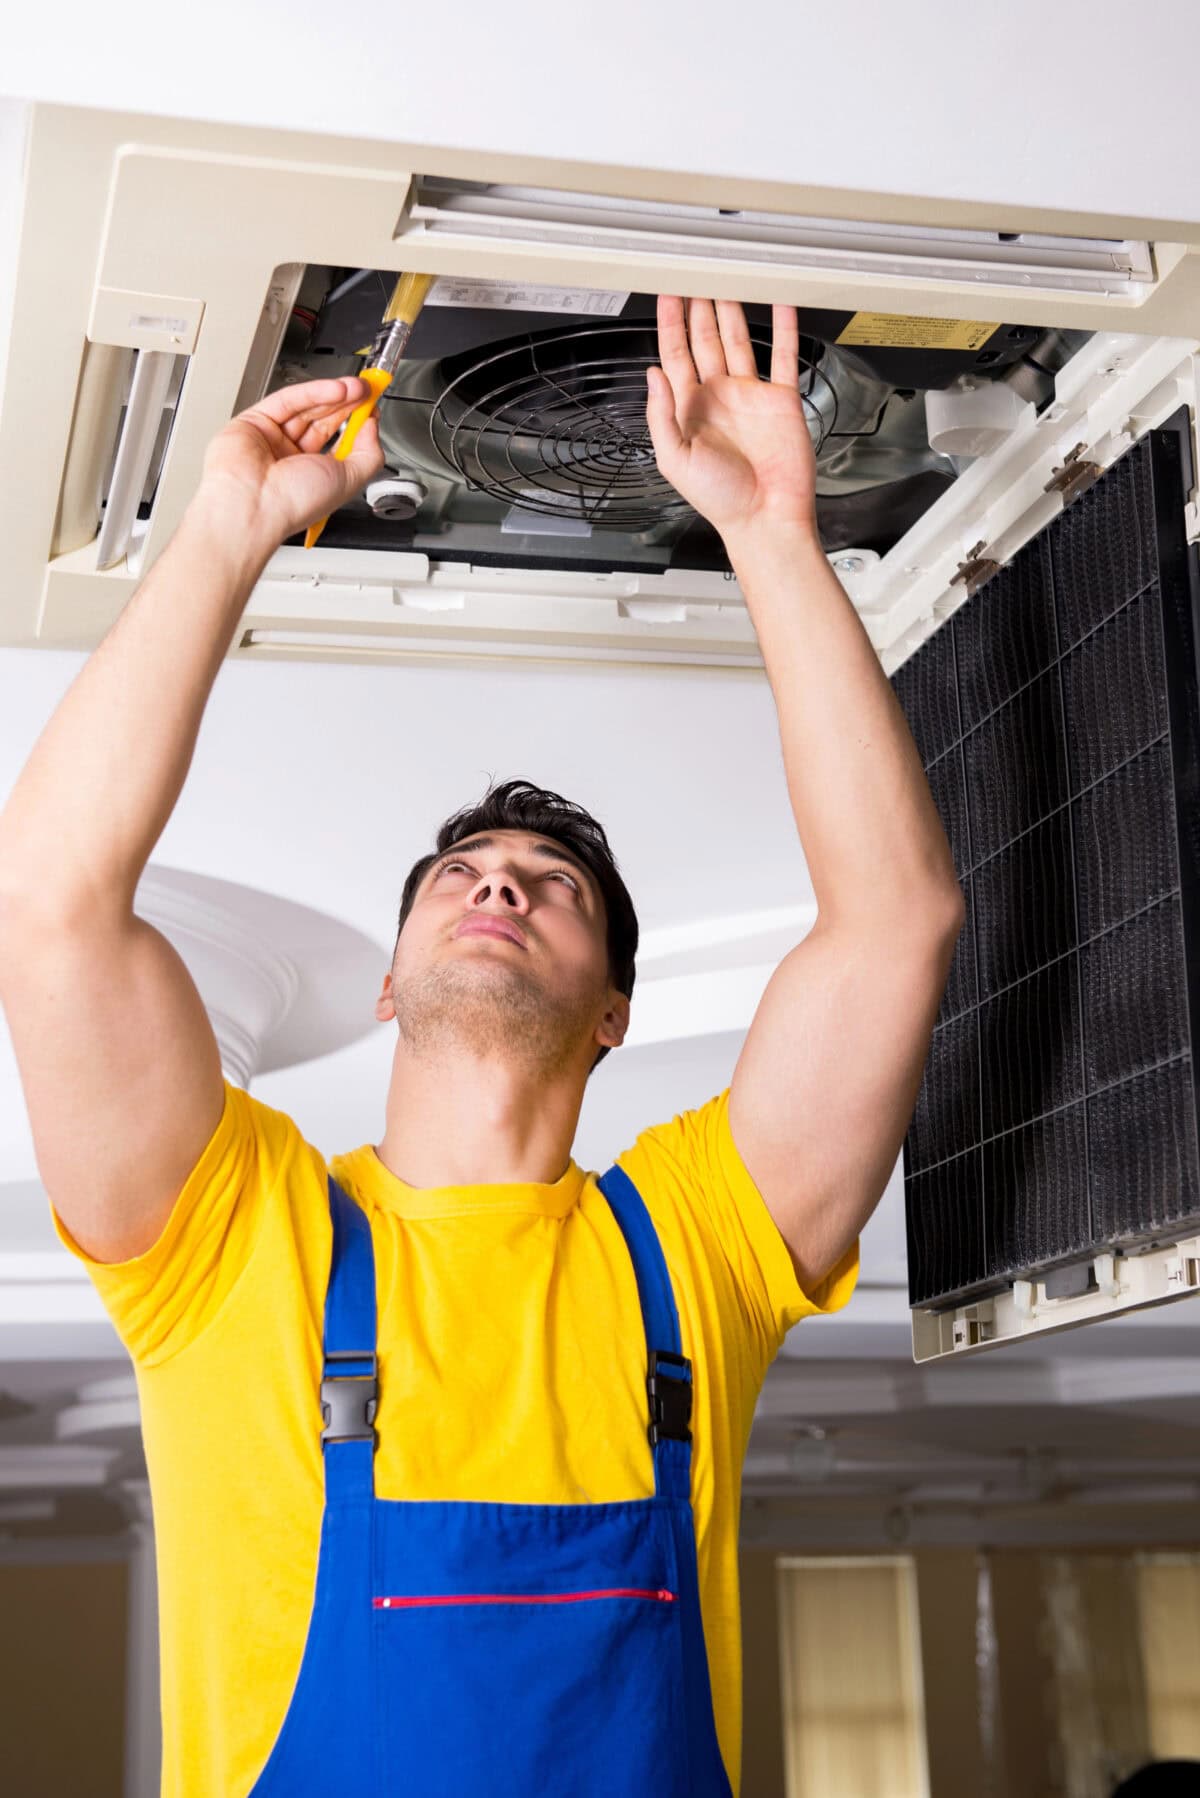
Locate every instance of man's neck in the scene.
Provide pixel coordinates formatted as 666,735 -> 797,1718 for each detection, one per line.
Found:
375,1038 -> 586,1189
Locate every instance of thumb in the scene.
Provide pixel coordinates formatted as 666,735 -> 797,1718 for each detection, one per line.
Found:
338,410 -> 386,495
645,365 -> 685,471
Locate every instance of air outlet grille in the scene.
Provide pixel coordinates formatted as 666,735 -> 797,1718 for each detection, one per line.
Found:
893,411 -> 1200,1308
425,320 -> 835,528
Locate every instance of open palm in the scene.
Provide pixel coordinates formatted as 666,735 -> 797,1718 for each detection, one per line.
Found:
645,296 -> 818,540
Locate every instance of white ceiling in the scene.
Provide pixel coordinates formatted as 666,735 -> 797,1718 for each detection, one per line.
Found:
3,3 -> 1200,223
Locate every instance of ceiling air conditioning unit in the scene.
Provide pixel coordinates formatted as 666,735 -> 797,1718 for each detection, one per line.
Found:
3,103 -> 1200,1355
2,102 -> 1198,682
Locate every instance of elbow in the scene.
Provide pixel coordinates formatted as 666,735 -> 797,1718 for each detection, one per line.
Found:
0,883 -> 26,961
930,887 -> 966,966
908,879 -> 965,948
821,879 -> 965,947
939,883 -> 967,938
920,853 -> 965,935
896,881 -> 964,973
0,886 -> 43,984
0,883 -> 93,981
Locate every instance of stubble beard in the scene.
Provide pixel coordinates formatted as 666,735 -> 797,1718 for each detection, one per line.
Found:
391,941 -> 600,1078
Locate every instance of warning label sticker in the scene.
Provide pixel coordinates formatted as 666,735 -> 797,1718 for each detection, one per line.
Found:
426,277 -> 629,317
836,313 -> 1001,352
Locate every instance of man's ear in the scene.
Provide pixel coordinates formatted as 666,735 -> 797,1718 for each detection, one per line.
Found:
597,992 -> 630,1052
375,971 -> 396,1024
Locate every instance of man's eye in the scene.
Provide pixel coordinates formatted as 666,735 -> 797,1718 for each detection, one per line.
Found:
436,860 -> 579,894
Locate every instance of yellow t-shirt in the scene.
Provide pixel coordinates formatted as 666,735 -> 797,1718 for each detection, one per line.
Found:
54,1081 -> 858,1797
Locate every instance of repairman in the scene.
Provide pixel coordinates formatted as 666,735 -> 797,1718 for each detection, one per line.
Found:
0,295 -> 964,1796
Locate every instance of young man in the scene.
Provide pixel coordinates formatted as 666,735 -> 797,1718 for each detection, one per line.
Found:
0,295 -> 963,1795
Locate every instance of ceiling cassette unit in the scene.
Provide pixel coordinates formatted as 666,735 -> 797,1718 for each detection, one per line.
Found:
1,103 -> 1199,679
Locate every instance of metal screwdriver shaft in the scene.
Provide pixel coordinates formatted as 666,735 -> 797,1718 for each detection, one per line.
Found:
304,270 -> 434,550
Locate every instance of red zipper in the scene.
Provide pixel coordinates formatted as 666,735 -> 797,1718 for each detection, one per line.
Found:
373,1587 -> 676,1610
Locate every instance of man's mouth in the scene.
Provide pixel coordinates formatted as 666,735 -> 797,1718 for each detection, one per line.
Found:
453,918 -> 527,949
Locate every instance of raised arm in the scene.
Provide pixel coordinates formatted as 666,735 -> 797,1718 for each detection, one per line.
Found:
645,296 -> 964,1292
0,377 -> 384,1262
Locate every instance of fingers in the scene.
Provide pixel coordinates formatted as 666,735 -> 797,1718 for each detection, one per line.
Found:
662,294 -> 781,385
335,410 -> 386,491
769,304 -> 800,387
714,300 -> 757,379
292,404 -> 359,455
247,375 -> 369,433
656,294 -> 699,406
686,297 -> 727,383
657,293 -> 800,399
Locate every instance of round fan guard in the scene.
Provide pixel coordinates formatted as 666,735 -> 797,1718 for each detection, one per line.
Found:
426,320 -> 836,530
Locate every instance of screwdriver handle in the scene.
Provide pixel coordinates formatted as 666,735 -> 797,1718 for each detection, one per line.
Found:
303,365 -> 394,550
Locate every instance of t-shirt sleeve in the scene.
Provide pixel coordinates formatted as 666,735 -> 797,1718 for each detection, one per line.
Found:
49,1080 -> 320,1368
618,1085 -> 859,1375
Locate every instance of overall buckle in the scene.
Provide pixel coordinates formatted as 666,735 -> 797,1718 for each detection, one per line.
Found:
647,1349 -> 692,1447
320,1351 -> 378,1444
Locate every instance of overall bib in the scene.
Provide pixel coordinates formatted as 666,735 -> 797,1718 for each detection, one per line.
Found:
250,1164 -> 735,1796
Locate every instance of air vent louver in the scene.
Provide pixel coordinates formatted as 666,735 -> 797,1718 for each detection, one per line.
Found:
893,410 -> 1200,1309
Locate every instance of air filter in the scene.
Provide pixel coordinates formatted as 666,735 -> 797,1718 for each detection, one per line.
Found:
893,408 -> 1200,1309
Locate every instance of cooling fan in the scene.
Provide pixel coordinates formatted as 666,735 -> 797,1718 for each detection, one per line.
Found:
378,316 -> 837,531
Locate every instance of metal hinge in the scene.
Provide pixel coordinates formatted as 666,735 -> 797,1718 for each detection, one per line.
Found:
1043,442 -> 1103,506
950,541 -> 1002,598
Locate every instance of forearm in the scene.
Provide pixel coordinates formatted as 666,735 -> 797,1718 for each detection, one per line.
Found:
725,519 -> 962,931
0,484 -> 277,922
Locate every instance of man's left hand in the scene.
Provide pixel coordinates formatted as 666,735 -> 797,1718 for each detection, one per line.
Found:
645,295 -> 818,542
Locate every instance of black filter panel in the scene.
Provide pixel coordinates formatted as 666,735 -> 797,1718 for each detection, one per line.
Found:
893,409 -> 1200,1309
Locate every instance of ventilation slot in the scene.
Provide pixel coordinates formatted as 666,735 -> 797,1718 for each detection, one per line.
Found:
403,178 -> 1155,296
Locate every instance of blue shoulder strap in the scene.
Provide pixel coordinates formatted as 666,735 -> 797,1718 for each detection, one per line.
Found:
597,1163 -> 694,1503
320,1166 -> 693,1506
321,1177 -> 378,1504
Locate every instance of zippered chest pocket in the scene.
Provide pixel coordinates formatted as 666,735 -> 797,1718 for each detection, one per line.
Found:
374,1575 -> 690,1796
370,1499 -> 694,1796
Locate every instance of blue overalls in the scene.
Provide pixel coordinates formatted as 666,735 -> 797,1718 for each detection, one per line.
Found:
250,1165 -> 735,1796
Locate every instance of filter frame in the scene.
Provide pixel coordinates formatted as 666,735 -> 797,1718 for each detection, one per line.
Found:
895,407 -> 1200,1311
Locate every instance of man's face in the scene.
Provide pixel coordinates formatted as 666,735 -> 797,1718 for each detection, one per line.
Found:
376,829 -> 628,1074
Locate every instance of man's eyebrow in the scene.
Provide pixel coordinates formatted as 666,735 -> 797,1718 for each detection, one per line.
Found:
427,837 -> 595,893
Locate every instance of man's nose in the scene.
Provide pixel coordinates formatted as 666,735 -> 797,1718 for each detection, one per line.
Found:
469,870 -> 529,910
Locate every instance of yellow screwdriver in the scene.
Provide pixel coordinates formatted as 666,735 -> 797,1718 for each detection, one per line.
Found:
304,269 -> 435,550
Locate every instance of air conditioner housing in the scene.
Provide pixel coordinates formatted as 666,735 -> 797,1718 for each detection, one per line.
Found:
2,102 -> 1199,679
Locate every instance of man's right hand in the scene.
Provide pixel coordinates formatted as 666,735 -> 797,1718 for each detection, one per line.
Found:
198,374 -> 387,548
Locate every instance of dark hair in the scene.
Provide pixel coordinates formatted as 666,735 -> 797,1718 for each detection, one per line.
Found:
394,778 -> 638,1073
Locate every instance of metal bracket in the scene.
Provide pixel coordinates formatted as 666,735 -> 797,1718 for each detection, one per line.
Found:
950,541 -> 1002,598
950,1304 -> 995,1351
1043,442 -> 1104,505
